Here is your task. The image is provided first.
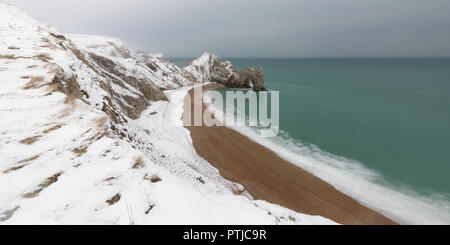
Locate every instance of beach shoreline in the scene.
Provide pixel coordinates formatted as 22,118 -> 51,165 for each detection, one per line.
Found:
184,83 -> 397,225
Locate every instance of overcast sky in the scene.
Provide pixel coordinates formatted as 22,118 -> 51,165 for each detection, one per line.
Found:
6,0 -> 450,58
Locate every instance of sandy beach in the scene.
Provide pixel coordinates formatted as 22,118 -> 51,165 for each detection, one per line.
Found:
185,83 -> 397,225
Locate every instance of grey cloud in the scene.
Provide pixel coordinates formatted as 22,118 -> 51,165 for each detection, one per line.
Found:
6,0 -> 450,57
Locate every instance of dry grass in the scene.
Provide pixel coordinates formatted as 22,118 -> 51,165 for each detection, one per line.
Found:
92,116 -> 108,128
43,82 -> 59,95
106,193 -> 121,205
57,103 -> 77,118
50,33 -> 66,40
132,156 -> 145,169
39,44 -> 53,48
43,62 -> 58,69
8,46 -> 20,50
19,135 -> 41,145
102,149 -> 111,157
4,154 -> 40,173
4,165 -> 26,173
20,154 -> 40,163
150,111 -> 158,115
104,176 -> 116,182
86,130 -> 107,143
63,96 -> 76,104
145,204 -> 155,215
0,54 -> 17,59
42,124 -> 62,134
72,146 -> 88,157
81,129 -> 92,137
23,76 -> 45,89
144,174 -> 162,183
22,190 -> 41,199
33,53 -> 52,62
27,64 -> 38,69
39,43 -> 59,50
41,172 -> 62,188
47,67 -> 63,75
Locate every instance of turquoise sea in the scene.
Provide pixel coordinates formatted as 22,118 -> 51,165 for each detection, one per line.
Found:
172,58 -> 450,224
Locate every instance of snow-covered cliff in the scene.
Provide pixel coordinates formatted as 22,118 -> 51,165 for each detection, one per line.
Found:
0,4 -> 333,224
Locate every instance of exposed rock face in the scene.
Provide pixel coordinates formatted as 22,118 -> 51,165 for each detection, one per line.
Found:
184,53 -> 267,91
7,31 -> 197,123
240,67 -> 266,91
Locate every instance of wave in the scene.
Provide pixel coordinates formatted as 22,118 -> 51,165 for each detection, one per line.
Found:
205,90 -> 450,224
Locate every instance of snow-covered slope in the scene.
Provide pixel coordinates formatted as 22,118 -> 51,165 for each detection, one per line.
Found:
0,4 -> 334,224
68,34 -> 135,59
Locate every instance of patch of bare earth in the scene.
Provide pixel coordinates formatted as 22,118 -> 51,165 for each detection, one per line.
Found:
145,204 -> 155,215
47,66 -> 63,75
33,53 -> 52,62
0,54 -> 17,59
86,130 -> 107,143
50,33 -> 67,41
3,165 -> 26,173
23,76 -> 45,89
103,177 -> 116,182
144,174 -> 162,183
92,116 -> 108,128
102,149 -> 111,157
0,206 -> 20,222
19,135 -> 41,145
132,156 -> 144,169
23,172 -> 63,198
72,146 -> 88,157
43,83 -> 59,95
42,124 -> 63,134
3,154 -> 40,173
106,193 -> 121,205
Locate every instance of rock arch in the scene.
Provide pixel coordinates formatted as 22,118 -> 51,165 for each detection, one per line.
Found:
239,67 -> 267,91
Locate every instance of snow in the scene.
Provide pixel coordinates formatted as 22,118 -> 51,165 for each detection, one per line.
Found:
0,3 -> 335,225
68,34 -> 135,59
